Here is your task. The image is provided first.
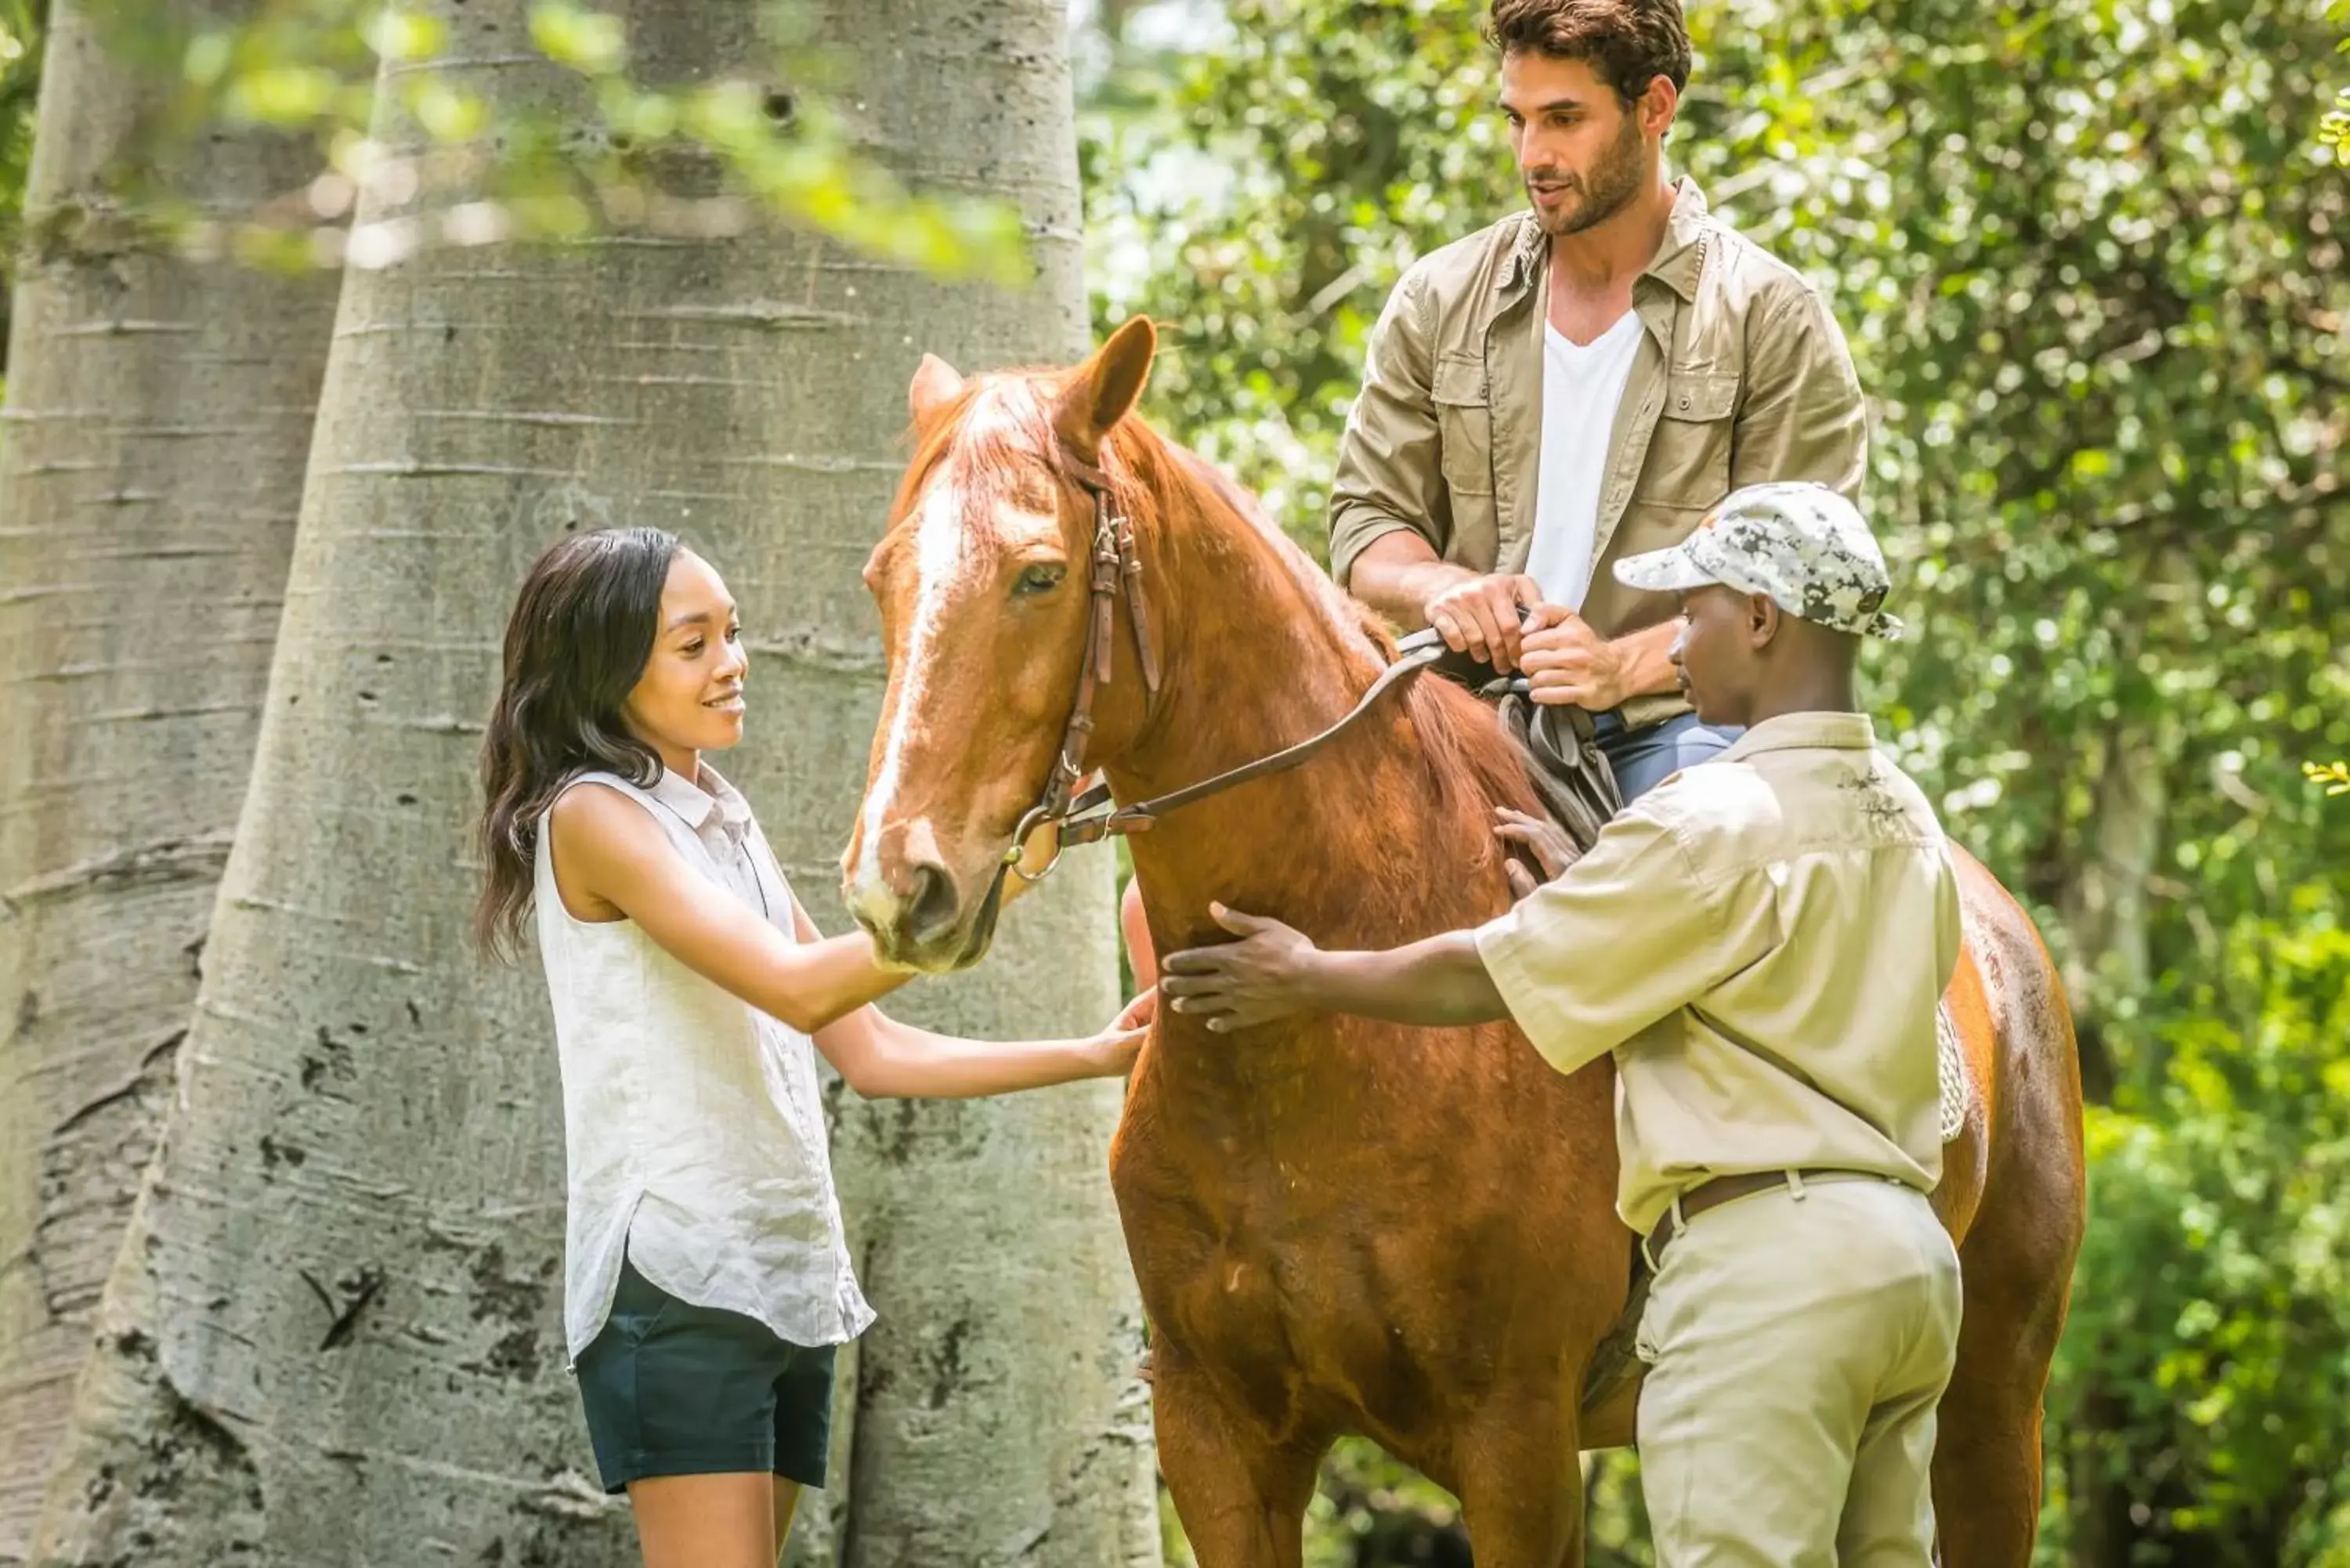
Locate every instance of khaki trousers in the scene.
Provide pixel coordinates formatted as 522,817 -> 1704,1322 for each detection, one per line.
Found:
1633,1173 -> 1961,1566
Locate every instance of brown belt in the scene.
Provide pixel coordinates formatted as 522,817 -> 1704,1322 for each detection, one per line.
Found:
1641,1168 -> 1876,1268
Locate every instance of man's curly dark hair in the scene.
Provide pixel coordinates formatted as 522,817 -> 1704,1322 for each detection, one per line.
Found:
1486,0 -> 1693,105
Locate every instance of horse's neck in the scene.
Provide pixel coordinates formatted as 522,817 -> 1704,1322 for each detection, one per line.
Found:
1104,508 -> 1499,963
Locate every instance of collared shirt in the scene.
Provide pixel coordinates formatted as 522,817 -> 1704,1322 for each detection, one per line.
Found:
1473,713 -> 1961,1237
535,762 -> 873,1360
1326,178 -> 1869,732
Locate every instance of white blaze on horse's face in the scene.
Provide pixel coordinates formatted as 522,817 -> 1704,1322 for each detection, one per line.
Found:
844,378 -> 1090,971
850,471 -> 965,906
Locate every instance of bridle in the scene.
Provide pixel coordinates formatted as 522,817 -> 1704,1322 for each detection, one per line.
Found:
1000,451 -> 1162,883
1000,452 -> 1443,885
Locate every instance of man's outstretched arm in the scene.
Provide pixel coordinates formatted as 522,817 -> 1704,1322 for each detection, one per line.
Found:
1158,804 -> 1767,1079
1159,904 -> 1508,1033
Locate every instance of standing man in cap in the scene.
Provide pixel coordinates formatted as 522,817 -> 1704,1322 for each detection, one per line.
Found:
1330,0 -> 1869,802
1161,481 -> 1964,1566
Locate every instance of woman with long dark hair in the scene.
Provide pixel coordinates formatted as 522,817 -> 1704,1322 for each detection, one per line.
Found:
477,526 -> 1148,1568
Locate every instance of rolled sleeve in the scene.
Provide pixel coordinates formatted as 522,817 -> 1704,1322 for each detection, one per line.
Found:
1473,804 -> 1763,1076
1328,264 -> 1450,587
1731,283 -> 1868,504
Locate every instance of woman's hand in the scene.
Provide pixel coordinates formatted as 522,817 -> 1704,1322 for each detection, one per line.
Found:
1090,987 -> 1158,1075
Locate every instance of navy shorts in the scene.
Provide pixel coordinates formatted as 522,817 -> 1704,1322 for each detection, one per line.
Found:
574,1255 -> 839,1494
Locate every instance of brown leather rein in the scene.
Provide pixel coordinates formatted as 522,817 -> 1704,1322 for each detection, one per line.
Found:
1003,456 -> 1443,884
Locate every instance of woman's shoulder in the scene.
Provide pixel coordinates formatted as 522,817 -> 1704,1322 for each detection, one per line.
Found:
546,773 -> 667,856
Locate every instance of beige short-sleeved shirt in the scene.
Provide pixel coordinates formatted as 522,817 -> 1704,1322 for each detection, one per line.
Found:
1474,711 -> 1961,1237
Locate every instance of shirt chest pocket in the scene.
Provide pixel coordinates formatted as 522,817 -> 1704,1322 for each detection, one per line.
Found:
1634,371 -> 1737,510
1432,352 -> 1496,499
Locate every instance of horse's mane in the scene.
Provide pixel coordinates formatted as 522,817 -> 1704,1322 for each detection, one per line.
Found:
891,368 -> 1542,836
1101,417 -> 1542,836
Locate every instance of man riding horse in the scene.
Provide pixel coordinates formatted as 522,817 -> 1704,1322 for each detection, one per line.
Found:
1121,0 -> 1870,966
1332,0 -> 1866,804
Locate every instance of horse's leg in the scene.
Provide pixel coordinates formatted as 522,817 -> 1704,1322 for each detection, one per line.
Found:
1152,1350 -> 1323,1568
1455,1398 -> 1585,1568
1932,1210 -> 2075,1567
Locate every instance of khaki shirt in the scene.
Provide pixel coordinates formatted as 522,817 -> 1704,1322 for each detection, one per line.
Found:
1328,179 -> 1868,731
1473,713 -> 1961,1237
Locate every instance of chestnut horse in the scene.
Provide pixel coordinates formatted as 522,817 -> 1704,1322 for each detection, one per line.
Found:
842,317 -> 2086,1567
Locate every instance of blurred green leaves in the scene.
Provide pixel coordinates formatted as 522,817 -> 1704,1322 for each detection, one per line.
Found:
526,0 -> 620,74
45,0 -> 1031,280
2048,905 -> 2350,1561
2323,1 -> 2348,164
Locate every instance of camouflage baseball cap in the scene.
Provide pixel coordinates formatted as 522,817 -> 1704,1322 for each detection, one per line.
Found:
1611,480 -> 1904,639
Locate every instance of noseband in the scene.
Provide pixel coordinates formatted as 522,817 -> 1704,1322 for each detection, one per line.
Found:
1001,453 -> 1441,884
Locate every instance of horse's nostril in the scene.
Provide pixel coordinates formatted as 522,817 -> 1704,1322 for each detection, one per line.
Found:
905,862 -> 960,944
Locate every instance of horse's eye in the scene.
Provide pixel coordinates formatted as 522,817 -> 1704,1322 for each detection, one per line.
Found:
1014,562 -> 1065,598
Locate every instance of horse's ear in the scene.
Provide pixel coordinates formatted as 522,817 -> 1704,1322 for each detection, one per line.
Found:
1054,316 -> 1156,464
909,352 -> 965,425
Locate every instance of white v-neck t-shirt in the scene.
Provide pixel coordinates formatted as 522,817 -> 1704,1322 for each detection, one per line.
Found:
1526,311 -> 1644,609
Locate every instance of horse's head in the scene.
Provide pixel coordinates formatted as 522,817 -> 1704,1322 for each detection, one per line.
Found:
842,316 -> 1160,972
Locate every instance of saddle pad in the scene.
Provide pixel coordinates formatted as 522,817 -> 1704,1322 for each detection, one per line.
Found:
1936,999 -> 1970,1143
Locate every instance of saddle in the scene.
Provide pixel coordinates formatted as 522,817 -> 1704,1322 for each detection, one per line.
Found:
1397,625 -> 1624,866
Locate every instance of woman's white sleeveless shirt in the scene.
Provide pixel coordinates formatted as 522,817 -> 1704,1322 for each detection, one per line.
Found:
532,764 -> 873,1360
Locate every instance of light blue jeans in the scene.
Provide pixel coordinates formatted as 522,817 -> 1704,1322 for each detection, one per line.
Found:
1593,710 -> 1741,803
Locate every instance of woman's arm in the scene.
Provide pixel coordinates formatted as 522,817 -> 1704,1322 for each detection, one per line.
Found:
550,783 -> 913,1035
814,994 -> 1152,1100
797,896 -> 1152,1098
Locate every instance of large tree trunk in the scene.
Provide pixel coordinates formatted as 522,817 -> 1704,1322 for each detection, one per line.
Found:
27,2 -> 1154,1562
779,8 -> 1159,1561
2055,715 -> 2175,1105
0,5 -> 335,1560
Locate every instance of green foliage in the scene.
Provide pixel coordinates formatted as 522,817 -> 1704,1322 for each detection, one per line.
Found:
51,0 -> 1028,278
2042,901 -> 2350,1565
2323,1 -> 2348,163
1090,0 -> 2350,1006
0,0 -> 40,294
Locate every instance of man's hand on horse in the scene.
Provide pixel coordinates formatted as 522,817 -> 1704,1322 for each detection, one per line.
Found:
1159,903 -> 1320,1031
1494,807 -> 1574,899
1427,573 -> 1549,674
1519,609 -> 1630,710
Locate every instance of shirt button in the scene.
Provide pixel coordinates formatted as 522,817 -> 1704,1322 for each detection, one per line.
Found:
1678,394 -> 1691,410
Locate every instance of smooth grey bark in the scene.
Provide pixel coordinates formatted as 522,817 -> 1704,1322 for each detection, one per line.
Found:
710,6 -> 1159,1562
29,2 -> 1153,1563
0,5 -> 336,1560
2055,714 -> 2175,1104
